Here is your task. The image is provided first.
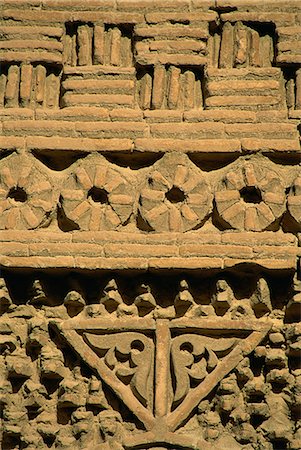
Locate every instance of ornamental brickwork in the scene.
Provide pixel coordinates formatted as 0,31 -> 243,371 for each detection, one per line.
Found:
0,1 -> 300,449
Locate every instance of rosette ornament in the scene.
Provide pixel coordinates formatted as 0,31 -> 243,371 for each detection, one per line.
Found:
139,154 -> 212,232
61,156 -> 134,231
215,161 -> 286,231
0,154 -> 55,229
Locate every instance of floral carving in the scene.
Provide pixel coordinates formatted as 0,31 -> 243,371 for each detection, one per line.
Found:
171,335 -> 237,405
215,160 -> 286,231
83,332 -> 154,409
139,154 -> 212,232
0,154 -> 55,229
61,156 -> 134,231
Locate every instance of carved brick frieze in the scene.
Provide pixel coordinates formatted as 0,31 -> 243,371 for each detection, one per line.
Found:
0,0 -> 300,449
0,271 -> 300,449
0,152 -> 300,234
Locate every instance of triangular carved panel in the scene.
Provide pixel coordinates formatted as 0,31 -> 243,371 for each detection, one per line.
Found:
52,317 -> 271,447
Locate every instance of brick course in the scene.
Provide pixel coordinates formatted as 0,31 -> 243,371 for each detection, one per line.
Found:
0,1 -> 300,449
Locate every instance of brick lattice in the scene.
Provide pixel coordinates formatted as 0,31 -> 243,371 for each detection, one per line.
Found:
0,1 -> 300,449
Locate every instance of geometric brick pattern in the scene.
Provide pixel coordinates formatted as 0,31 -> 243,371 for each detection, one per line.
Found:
0,1 -> 300,449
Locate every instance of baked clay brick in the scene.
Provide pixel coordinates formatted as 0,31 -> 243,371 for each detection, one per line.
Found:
0,2 -> 300,450
26,135 -> 133,152
184,110 -> 256,123
150,122 -> 225,138
134,138 -> 241,152
116,0 -> 190,11
135,25 -> 209,39
104,243 -> 178,258
43,0 -> 116,9
145,12 -> 218,23
180,244 -> 253,258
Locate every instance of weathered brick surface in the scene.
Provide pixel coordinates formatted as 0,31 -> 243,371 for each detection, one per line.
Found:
0,1 -> 300,449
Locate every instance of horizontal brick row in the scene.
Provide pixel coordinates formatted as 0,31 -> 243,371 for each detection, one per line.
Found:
0,9 -> 144,24
0,230 -> 297,246
205,68 -> 286,110
0,23 -> 64,64
0,230 -> 298,270
61,66 -> 136,108
0,255 -> 297,271
0,108 -> 290,123
0,0 -> 299,13
1,136 -> 299,156
220,12 -> 297,26
0,117 -> 299,154
0,1 -> 300,15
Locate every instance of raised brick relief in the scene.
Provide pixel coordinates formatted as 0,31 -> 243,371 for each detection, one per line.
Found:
61,155 -> 134,231
0,1 -> 300,449
0,272 -> 300,449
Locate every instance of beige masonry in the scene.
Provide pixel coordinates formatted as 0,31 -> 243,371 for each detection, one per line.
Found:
0,1 -> 300,450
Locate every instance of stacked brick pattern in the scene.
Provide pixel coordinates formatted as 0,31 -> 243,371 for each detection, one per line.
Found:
0,1 -> 300,449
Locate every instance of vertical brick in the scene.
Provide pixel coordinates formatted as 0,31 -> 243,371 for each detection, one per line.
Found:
152,65 -> 166,109
94,24 -> 105,65
35,65 -> 46,106
0,73 -> 7,107
234,22 -> 249,66
77,24 -> 93,66
20,64 -> 33,107
139,72 -> 152,110
63,34 -> 76,66
184,70 -> 195,110
168,66 -> 181,109
195,77 -> 203,109
110,27 -> 122,66
5,65 -> 19,107
121,35 -> 132,66
286,78 -> 295,109
260,35 -> 273,67
213,33 -> 221,68
46,73 -> 60,108
219,22 -> 234,68
296,69 -> 301,109
250,29 -> 261,67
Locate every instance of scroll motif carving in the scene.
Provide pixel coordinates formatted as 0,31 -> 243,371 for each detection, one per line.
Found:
84,332 -> 154,409
53,314 -> 271,447
0,269 -> 299,448
171,335 -> 237,405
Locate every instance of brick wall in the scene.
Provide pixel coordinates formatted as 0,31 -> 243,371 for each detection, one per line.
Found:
0,1 -> 300,449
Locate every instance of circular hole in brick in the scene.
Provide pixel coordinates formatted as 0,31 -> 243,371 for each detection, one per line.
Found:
7,186 -> 27,203
240,186 -> 262,204
165,186 -> 186,203
88,187 -> 109,204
